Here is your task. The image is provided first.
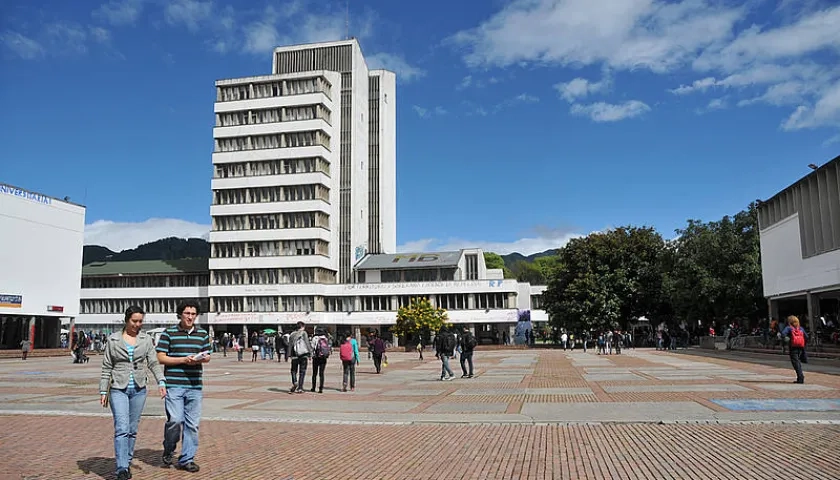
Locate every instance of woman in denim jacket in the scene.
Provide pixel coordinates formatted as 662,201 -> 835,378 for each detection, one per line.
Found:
100,306 -> 167,480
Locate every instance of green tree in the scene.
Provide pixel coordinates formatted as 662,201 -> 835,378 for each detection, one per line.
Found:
392,297 -> 449,344
665,204 -> 765,326
483,252 -> 513,278
542,226 -> 668,333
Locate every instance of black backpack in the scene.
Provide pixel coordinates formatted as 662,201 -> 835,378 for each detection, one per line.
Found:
442,333 -> 456,354
464,333 -> 477,350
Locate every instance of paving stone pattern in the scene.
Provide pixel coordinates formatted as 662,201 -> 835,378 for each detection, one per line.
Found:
1,349 -> 839,478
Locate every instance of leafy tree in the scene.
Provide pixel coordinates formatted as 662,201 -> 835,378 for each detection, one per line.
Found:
542,226 -> 667,333
665,204 -> 765,327
483,252 -> 513,278
392,297 -> 449,344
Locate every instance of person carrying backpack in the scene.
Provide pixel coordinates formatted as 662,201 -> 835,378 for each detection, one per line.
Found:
369,333 -> 386,374
339,334 -> 356,392
435,327 -> 456,381
459,327 -> 477,378
287,322 -> 312,393
309,328 -> 331,393
782,315 -> 808,384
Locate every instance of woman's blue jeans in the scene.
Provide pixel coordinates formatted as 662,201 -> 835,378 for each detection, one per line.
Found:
110,385 -> 147,473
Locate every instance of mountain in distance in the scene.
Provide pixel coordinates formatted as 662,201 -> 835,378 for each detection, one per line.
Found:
83,237 -> 210,265
500,249 -> 559,268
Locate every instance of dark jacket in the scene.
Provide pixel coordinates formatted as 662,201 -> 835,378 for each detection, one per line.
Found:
370,338 -> 386,355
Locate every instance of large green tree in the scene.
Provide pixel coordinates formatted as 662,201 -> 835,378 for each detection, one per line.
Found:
665,204 -> 765,326
392,297 -> 449,344
483,252 -> 513,278
542,226 -> 668,332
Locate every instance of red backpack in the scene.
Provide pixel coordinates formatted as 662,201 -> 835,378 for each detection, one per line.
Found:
339,342 -> 354,361
790,327 -> 805,348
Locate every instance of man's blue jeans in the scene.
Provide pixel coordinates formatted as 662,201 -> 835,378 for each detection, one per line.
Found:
110,385 -> 147,474
163,388 -> 202,465
440,354 -> 454,378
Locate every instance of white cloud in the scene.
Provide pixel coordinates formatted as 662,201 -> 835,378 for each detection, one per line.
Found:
669,76 -> 717,95
93,0 -> 145,26
412,105 -> 447,118
412,105 -> 429,118
450,0 -> 743,72
367,52 -> 426,82
555,77 -> 609,102
782,80 -> 840,131
84,218 -> 210,251
570,100 -> 650,122
457,75 -> 473,90
823,133 -> 840,146
706,97 -> 727,110
397,231 -> 584,256
0,31 -> 44,59
164,0 -> 213,32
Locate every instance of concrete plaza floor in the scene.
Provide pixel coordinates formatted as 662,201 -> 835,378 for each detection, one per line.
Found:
0,348 -> 838,479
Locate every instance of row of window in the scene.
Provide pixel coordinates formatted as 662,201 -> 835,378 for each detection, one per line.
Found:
80,298 -> 210,315
81,274 -> 209,289
217,105 -> 331,127
212,240 -> 329,258
211,268 -> 336,286
79,294 -> 514,314
380,268 -> 458,283
215,131 -> 331,153
212,212 -> 330,231
213,185 -> 330,206
213,296 -> 314,313
214,158 -> 330,179
217,77 -> 331,103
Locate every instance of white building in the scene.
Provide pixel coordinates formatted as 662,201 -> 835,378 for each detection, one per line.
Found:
77,259 -> 210,332
758,154 -> 840,332
0,183 -> 85,349
209,39 -> 396,325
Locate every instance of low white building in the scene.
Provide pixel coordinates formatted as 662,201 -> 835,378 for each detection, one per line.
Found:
77,249 -> 548,345
77,259 -> 210,332
0,183 -> 85,349
758,154 -> 840,332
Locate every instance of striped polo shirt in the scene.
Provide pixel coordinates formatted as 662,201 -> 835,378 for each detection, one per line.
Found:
156,325 -> 211,389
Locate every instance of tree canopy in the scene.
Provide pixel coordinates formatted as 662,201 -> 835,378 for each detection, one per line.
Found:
391,297 -> 449,340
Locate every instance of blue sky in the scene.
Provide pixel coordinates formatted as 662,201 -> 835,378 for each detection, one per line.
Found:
1,0 -> 839,254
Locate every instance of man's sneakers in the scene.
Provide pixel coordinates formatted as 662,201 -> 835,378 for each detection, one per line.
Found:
116,469 -> 132,480
162,452 -> 174,466
176,462 -> 200,473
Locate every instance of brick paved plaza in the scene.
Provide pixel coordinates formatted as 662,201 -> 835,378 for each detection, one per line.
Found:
1,349 -> 839,479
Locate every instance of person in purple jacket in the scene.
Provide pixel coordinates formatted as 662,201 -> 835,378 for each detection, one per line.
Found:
781,315 -> 808,384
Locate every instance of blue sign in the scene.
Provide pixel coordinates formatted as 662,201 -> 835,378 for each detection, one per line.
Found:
0,184 -> 51,205
0,294 -> 22,308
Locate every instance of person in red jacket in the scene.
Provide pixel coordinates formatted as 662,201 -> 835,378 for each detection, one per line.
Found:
781,315 -> 808,384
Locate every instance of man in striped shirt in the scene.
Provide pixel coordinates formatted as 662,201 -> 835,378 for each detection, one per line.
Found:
156,300 -> 210,473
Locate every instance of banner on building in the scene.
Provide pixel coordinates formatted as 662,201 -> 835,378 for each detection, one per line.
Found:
0,294 -> 22,308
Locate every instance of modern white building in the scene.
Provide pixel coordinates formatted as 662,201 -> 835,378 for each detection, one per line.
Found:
0,183 -> 85,349
77,259 -> 210,332
209,39 -> 396,324
77,249 -> 547,345
758,154 -> 840,332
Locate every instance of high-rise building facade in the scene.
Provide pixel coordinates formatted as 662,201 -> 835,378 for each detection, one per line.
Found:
209,39 -> 396,315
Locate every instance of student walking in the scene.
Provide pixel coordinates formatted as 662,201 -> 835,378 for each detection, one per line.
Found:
369,333 -> 386,374
459,327 -> 476,378
310,328 -> 331,393
435,327 -> 456,381
340,334 -> 356,392
782,315 -> 808,384
156,300 -> 211,473
100,306 -> 166,480
288,322 -> 312,393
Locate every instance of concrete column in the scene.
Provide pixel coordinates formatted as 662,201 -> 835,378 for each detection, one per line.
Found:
806,292 -> 820,333
767,298 -> 780,323
469,324 -> 476,336
69,317 -> 75,350
28,317 -> 36,351
243,325 -> 249,348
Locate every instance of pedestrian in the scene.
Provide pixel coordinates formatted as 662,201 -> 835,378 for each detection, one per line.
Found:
100,306 -> 166,480
287,321 -> 312,393
435,327 -> 456,381
156,300 -> 211,473
20,337 -> 31,360
310,328 -> 331,393
274,333 -> 284,363
369,333 -> 386,374
782,315 -> 808,384
416,340 -> 424,361
236,334 -> 244,362
459,327 -> 476,378
340,334 -> 356,392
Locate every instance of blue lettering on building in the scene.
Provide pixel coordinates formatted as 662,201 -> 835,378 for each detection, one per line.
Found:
0,184 -> 51,205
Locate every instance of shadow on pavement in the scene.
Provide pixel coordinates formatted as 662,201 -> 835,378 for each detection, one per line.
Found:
134,448 -> 167,468
76,457 -> 113,479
